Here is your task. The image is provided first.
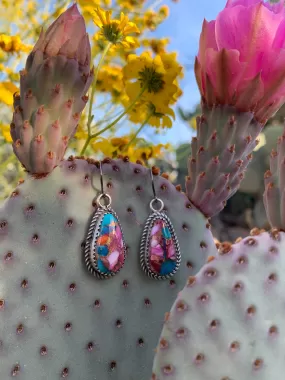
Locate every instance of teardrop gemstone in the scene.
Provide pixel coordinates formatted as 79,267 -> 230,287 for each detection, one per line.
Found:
95,213 -> 125,274
149,219 -> 177,276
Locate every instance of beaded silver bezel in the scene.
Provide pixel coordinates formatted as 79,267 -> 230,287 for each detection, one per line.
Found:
84,206 -> 127,280
139,211 -> 181,280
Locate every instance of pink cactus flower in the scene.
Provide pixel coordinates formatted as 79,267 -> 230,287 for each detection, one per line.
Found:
195,0 -> 285,123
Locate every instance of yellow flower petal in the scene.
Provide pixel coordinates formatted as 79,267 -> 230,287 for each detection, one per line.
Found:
123,57 -> 144,79
111,137 -> 129,146
149,116 -> 161,127
123,52 -> 182,114
0,82 -> 19,106
119,12 -> 129,29
92,6 -> 107,27
123,22 -> 140,35
106,10 -> 111,24
0,124 -> 12,142
125,81 -> 142,99
162,115 -> 172,128
92,6 -> 140,45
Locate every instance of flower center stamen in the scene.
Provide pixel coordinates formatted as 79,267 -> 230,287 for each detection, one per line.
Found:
139,67 -> 164,93
102,23 -> 122,44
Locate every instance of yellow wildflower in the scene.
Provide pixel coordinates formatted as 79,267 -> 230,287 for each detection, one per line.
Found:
111,137 -> 129,147
91,137 -> 118,157
160,53 -> 184,104
171,82 -> 183,104
143,10 -> 158,31
95,65 -> 129,103
94,133 -> 169,161
0,64 -> 20,81
159,5 -> 170,18
74,124 -> 88,140
1,0 -> 24,23
92,6 -> 140,48
109,35 -> 140,52
123,52 -> 181,110
142,38 -> 169,54
0,82 -> 19,106
123,143 -> 169,161
92,32 -> 111,55
0,34 -> 32,54
0,124 -> 12,142
78,0 -> 111,22
128,101 -> 175,128
118,0 -> 146,11
190,116 -> 197,130
160,52 -> 183,81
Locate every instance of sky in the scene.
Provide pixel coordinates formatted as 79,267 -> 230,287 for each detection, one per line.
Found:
149,0 -> 226,146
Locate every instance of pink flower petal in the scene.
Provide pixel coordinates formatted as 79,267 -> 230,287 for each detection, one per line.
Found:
257,49 -> 285,108
197,0 -> 285,121
226,0 -> 261,8
236,72 -> 264,111
198,20 -> 218,68
273,19 -> 285,49
264,1 -> 284,13
205,48 -> 245,103
216,4 -> 282,63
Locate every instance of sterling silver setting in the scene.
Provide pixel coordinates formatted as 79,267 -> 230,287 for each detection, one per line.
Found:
84,165 -> 126,280
139,170 -> 181,280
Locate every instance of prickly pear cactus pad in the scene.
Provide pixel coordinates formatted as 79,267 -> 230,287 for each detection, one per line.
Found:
152,228 -> 285,380
11,5 -> 93,175
0,157 -> 216,380
186,103 -> 262,217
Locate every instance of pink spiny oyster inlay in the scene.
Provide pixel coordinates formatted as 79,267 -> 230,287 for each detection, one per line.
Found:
95,213 -> 125,273
149,219 -> 177,275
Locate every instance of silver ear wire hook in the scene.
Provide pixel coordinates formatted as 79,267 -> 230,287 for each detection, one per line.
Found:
149,168 -> 164,213
97,161 -> 111,209
99,160 -> 104,195
150,168 -> 157,199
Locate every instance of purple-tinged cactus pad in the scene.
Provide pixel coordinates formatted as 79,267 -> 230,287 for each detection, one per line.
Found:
0,157 -> 216,380
152,229 -> 285,380
10,5 -> 93,175
186,103 -> 262,217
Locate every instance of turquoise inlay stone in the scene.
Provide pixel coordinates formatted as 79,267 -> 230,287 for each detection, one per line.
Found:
162,225 -> 171,239
160,260 -> 177,275
97,245 -> 108,256
149,219 -> 177,275
95,213 -> 125,273
97,259 -> 110,273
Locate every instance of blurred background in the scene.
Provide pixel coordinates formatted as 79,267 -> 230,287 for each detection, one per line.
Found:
0,0 -> 281,241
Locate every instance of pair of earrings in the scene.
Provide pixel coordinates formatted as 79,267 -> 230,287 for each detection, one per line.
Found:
84,162 -> 181,280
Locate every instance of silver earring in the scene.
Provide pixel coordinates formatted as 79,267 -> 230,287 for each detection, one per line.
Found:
84,161 -> 126,279
140,169 -> 181,280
